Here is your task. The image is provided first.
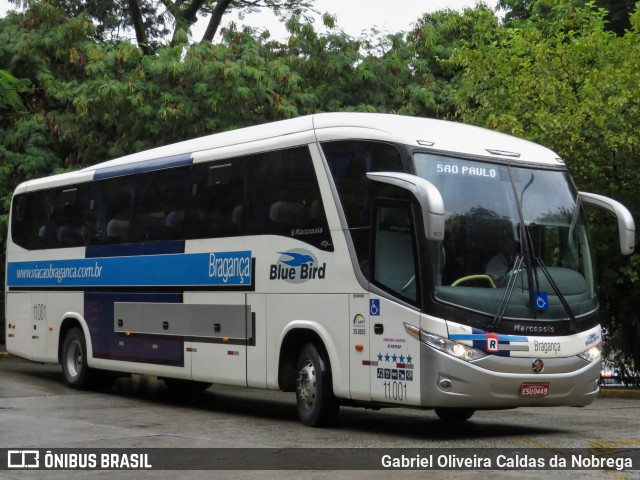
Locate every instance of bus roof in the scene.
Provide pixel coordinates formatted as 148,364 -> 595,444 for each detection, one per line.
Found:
17,113 -> 564,191
313,112 -> 564,166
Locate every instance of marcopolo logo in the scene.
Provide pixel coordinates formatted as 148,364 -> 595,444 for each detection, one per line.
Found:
269,248 -> 326,284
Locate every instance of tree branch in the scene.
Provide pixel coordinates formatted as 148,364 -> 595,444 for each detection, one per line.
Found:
182,0 -> 208,24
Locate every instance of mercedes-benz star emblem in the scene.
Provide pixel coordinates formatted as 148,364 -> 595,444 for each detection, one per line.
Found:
532,359 -> 544,373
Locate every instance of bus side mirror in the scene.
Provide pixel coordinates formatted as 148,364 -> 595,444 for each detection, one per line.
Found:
579,191 -> 635,256
367,172 -> 445,241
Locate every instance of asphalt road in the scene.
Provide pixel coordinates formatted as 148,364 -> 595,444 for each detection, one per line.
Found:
0,354 -> 638,479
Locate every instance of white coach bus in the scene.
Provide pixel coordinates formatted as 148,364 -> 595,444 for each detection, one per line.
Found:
5,113 -> 635,426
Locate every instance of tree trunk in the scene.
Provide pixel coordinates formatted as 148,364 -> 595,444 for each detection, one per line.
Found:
127,0 -> 153,56
202,0 -> 233,42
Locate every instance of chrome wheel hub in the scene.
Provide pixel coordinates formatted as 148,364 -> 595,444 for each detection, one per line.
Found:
297,360 -> 317,409
66,339 -> 82,378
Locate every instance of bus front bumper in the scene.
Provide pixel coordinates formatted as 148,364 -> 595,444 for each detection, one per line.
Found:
419,343 -> 600,409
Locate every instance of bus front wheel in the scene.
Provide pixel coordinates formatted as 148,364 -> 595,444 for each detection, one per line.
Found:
61,327 -> 93,389
295,343 -> 339,427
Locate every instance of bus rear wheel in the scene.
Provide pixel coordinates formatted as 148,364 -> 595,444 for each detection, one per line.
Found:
62,327 -> 93,389
434,407 -> 475,422
295,343 -> 339,427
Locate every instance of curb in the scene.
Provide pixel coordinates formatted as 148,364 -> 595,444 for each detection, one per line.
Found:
598,388 -> 640,399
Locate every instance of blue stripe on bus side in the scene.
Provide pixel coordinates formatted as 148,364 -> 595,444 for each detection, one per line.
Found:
7,250 -> 253,288
92,153 -> 192,180
86,240 -> 185,258
450,333 -> 529,343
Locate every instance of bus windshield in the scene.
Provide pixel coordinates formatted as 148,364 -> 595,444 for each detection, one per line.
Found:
414,153 -> 597,321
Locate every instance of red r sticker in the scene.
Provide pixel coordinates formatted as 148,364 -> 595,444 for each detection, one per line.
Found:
486,333 -> 499,353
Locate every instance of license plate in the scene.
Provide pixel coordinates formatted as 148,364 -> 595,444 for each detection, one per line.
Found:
520,383 -> 549,397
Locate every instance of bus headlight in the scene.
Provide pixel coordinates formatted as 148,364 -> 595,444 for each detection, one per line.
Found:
404,323 -> 487,362
578,344 -> 601,363
421,332 -> 488,362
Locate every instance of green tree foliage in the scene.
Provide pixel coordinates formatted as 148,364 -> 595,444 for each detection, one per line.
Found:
50,0 -> 314,53
400,6 -> 499,118
0,1 -> 330,259
0,69 -> 27,111
0,0 -> 485,179
277,6 -> 498,117
454,0 -> 640,375
498,0 -> 637,34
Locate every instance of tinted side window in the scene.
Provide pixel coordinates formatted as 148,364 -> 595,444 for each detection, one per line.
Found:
133,167 -> 189,241
11,186 -> 89,250
88,176 -> 135,244
11,190 -> 49,249
12,149 -> 332,250
190,146 -> 332,250
88,167 -> 190,244
322,141 -> 404,228
190,160 -> 249,239
250,148 -> 331,249
51,186 -> 88,247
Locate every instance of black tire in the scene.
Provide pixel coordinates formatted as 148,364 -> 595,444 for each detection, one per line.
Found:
61,327 -> 93,389
434,407 -> 475,422
295,343 -> 339,427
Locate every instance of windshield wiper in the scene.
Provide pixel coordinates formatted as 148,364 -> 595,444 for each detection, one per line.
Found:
529,250 -> 577,332
522,223 -> 577,332
517,173 -> 540,322
490,254 -> 524,330
489,170 -> 535,331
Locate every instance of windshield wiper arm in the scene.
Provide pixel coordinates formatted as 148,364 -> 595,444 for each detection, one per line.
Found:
517,173 -> 540,321
522,221 -> 576,329
522,222 -> 577,331
533,256 -> 577,332
490,254 -> 524,330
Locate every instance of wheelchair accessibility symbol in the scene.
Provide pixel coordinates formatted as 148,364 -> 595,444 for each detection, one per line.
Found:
370,299 -> 380,316
535,291 -> 549,312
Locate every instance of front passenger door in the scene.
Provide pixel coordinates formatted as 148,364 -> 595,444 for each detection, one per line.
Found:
369,200 -> 422,405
